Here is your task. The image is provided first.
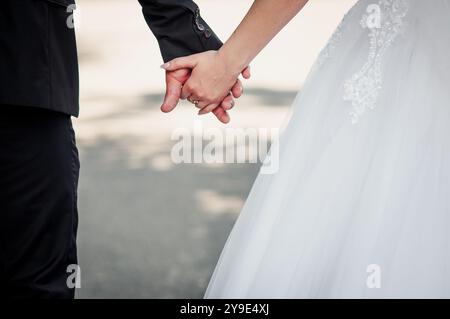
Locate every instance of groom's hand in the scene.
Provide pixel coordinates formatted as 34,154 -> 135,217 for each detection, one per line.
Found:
161,69 -> 238,124
161,69 -> 190,113
161,69 -> 246,124
162,52 -> 251,120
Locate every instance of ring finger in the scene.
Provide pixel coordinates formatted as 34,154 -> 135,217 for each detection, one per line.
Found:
188,97 -> 208,109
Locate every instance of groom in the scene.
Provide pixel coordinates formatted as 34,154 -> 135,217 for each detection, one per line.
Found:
0,0 -> 244,299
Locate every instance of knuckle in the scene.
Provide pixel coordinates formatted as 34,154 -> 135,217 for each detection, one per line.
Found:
197,91 -> 205,99
187,83 -> 196,92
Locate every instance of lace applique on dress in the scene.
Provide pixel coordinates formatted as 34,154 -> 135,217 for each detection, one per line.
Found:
343,0 -> 409,124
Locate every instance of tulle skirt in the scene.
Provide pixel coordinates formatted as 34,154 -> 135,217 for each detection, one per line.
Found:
205,0 -> 450,298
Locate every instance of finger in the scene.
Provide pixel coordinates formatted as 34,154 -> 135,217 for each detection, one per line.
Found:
231,79 -> 243,99
161,76 -> 182,113
195,100 -> 209,109
181,84 -> 191,100
212,107 -> 230,124
198,103 -> 219,115
220,94 -> 235,110
241,66 -> 251,79
161,54 -> 199,71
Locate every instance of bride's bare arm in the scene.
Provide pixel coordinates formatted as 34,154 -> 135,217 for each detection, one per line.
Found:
163,0 -> 309,116
220,0 -> 309,76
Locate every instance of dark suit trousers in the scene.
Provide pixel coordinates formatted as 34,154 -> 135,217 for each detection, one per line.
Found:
0,105 -> 79,299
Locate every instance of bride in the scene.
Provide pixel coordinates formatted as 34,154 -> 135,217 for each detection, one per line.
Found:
163,0 -> 450,298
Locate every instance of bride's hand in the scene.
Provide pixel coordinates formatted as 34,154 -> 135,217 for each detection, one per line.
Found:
161,68 -> 238,123
161,51 -> 249,115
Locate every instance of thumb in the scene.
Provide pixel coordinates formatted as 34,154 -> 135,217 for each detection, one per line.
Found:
241,66 -> 251,79
161,54 -> 199,71
161,76 -> 182,113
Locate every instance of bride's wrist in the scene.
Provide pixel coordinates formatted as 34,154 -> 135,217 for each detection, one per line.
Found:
217,46 -> 249,78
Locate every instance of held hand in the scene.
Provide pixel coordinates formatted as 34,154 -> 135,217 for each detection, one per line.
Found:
162,51 -> 249,118
161,68 -> 190,113
161,68 -> 240,124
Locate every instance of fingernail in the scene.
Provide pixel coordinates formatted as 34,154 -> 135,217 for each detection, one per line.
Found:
198,109 -> 209,115
228,101 -> 235,109
160,62 -> 170,69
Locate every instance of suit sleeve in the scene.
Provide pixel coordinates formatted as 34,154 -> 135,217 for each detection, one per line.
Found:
138,0 -> 223,62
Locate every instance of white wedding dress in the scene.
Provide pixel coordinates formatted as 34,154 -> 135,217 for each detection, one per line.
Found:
205,0 -> 450,299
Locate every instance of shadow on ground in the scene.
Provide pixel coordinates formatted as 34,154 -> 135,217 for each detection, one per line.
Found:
75,83 -> 297,298
79,87 -> 298,123
76,135 -> 260,298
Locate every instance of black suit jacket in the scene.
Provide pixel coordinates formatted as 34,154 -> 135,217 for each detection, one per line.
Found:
0,0 -> 222,117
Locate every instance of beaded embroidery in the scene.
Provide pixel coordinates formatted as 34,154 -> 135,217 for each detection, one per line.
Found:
343,0 -> 409,124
